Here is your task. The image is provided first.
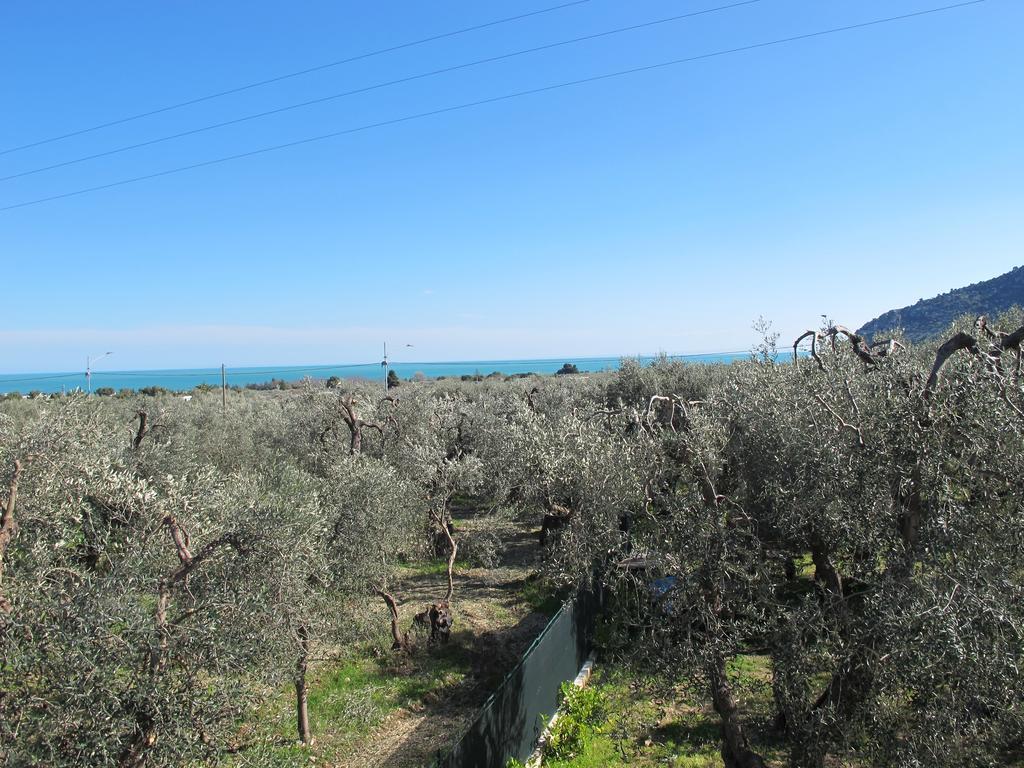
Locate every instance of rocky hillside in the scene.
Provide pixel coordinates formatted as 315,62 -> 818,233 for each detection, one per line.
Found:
858,265 -> 1024,342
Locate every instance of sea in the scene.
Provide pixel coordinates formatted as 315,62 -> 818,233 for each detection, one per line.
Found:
0,352 -> 754,395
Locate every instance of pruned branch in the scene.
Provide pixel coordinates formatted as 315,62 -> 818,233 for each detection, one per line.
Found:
825,325 -> 878,367
375,587 -> 407,650
1000,323 -> 1024,352
643,394 -> 705,436
795,323 -> 902,371
924,332 -> 981,395
976,315 -> 1024,380
132,411 -> 149,454
163,513 -> 193,565
161,513 -> 245,584
339,395 -> 371,454
923,321 -> 1024,417
644,395 -> 678,433
526,386 -> 540,410
428,505 -> 458,604
173,532 -> 245,583
130,410 -> 164,451
794,330 -> 825,370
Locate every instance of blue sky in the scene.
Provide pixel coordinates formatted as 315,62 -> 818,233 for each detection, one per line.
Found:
1,0 -> 1020,372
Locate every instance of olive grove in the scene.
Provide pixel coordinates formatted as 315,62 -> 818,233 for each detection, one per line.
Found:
0,313 -> 1022,766
540,313 -> 1024,768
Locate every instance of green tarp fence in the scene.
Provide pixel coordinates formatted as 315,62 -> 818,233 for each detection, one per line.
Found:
432,588 -> 599,768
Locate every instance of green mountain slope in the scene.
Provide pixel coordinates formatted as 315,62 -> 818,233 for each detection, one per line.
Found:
858,265 -> 1024,342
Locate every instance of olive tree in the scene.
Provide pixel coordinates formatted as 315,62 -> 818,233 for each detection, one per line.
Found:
0,399 -> 273,767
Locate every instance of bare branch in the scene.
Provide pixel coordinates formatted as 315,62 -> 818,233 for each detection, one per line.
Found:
174,532 -> 246,582
826,325 -> 878,367
428,504 -> 458,604
375,587 -> 407,650
162,513 -> 193,566
813,394 -> 865,448
794,330 -> 825,370
526,386 -> 540,410
924,332 -> 981,395
130,410 -> 165,451
132,410 -> 150,451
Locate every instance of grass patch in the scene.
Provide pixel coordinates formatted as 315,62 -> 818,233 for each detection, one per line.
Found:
396,558 -> 458,579
222,641 -> 474,766
519,573 -> 564,616
541,656 -> 786,768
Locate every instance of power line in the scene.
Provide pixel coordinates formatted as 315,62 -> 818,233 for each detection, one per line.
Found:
0,0 -> 595,158
0,372 -> 81,386
1,0 -> 764,183
0,0 -> 986,214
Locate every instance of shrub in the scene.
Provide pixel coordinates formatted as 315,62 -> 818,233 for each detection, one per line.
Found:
545,682 -> 607,760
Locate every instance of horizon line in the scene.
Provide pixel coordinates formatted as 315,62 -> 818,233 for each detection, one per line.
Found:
0,350 -> 756,380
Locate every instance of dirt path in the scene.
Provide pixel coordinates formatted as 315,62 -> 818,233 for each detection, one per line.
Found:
341,509 -> 550,768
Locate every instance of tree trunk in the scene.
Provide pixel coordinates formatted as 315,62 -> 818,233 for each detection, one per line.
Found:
132,410 -> 150,450
441,517 -> 457,604
119,519 -> 243,768
674,419 -> 767,768
895,464 -> 924,562
708,652 -> 767,768
789,645 -> 874,768
295,624 -> 311,744
810,544 -> 843,600
377,589 -> 406,650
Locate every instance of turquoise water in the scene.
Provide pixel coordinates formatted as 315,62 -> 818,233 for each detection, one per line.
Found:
0,353 -> 752,395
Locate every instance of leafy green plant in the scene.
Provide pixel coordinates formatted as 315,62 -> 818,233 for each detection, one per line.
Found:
545,682 -> 608,761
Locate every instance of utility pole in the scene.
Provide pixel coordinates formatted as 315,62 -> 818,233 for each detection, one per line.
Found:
221,364 -> 227,411
86,351 -> 112,395
382,342 -> 412,392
